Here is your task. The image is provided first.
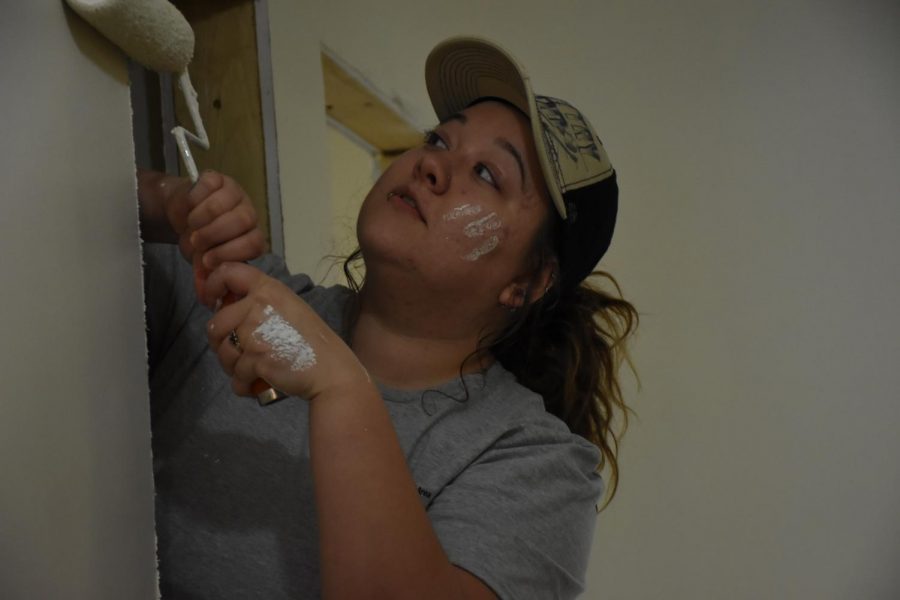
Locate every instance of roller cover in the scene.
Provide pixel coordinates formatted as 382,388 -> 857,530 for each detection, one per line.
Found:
65,0 -> 194,73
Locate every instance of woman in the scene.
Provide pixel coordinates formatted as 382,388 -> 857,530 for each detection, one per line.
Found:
139,37 -> 637,600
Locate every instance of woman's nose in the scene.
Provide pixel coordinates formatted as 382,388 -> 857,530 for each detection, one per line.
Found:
416,151 -> 450,195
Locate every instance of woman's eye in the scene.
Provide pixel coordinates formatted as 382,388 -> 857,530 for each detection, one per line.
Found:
424,130 -> 448,149
475,164 -> 497,187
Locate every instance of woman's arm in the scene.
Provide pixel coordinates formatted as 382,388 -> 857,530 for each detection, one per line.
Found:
137,169 -> 183,244
202,263 -> 498,600
309,379 -> 497,600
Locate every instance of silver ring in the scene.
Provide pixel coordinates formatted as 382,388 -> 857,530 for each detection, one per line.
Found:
228,330 -> 241,351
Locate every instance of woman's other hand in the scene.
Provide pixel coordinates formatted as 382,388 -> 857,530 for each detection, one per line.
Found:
204,262 -> 370,401
137,169 -> 267,267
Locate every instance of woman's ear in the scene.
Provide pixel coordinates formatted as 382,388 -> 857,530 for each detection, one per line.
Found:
497,260 -> 557,309
498,282 -> 527,310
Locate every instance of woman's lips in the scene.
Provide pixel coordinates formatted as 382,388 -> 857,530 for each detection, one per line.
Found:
387,191 -> 425,223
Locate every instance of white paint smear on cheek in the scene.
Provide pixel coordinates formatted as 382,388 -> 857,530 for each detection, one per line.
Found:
252,305 -> 317,371
442,203 -> 482,221
463,212 -> 502,238
463,235 -> 500,261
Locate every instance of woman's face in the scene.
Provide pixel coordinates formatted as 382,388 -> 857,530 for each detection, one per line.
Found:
357,100 -> 552,300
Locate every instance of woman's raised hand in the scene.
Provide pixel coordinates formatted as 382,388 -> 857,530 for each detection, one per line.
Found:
203,262 -> 370,401
181,171 -> 267,270
137,169 -> 267,267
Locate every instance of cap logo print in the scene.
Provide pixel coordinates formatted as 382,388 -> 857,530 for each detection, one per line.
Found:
536,96 -> 613,193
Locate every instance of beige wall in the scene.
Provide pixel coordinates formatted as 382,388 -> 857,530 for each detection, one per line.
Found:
322,123 -> 379,284
0,3 -> 158,598
268,1 -> 900,597
267,1 -> 332,276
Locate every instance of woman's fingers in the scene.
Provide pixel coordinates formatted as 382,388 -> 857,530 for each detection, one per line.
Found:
203,265 -> 344,400
180,171 -> 264,269
210,302 -> 276,399
186,171 -> 227,212
204,262 -> 268,310
187,173 -> 246,231
232,348 -> 260,385
191,203 -> 256,249
214,332 -> 242,376
208,294 -> 267,399
193,223 -> 266,270
207,290 -> 251,346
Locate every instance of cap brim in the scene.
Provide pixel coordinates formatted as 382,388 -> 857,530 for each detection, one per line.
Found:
425,37 -> 569,219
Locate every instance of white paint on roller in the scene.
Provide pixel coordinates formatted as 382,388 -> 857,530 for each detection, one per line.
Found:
252,306 -> 317,371
171,70 -> 209,183
442,203 -> 482,221
63,0 -> 194,73
63,0 -> 208,183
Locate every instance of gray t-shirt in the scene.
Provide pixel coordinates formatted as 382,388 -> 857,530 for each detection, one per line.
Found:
144,243 -> 604,600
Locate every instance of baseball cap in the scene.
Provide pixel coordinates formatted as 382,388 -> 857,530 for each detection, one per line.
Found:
425,36 -> 618,289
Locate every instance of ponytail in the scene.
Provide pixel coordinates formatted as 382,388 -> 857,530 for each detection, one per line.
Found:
490,273 -> 638,505
486,213 -> 638,506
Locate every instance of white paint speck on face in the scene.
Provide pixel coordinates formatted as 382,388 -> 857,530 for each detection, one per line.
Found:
463,212 -> 502,238
463,235 -> 500,261
252,305 -> 317,371
442,203 -> 482,221
458,211 -> 503,261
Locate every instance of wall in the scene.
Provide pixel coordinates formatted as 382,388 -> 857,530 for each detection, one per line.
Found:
0,3 -> 159,598
324,123 -> 379,283
267,1 -> 900,597
267,1 -> 332,276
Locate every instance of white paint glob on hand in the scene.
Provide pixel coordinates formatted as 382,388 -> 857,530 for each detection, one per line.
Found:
252,306 -> 317,371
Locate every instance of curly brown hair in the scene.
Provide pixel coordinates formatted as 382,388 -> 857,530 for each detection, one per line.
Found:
491,281 -> 638,507
479,214 -> 639,507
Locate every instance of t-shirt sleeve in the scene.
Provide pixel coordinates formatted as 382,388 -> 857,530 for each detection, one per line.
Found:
428,422 -> 604,600
142,242 -> 201,377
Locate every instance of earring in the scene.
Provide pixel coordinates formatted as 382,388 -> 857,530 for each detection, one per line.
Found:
543,271 -> 557,296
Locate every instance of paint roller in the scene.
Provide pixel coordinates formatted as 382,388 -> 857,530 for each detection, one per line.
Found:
65,0 -> 207,181
66,0 -> 283,404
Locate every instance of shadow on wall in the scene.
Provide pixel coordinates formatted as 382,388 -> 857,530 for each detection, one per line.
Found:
63,5 -> 129,85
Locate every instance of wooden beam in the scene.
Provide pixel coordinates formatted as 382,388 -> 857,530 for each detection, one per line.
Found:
172,0 -> 270,243
322,52 -> 422,155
